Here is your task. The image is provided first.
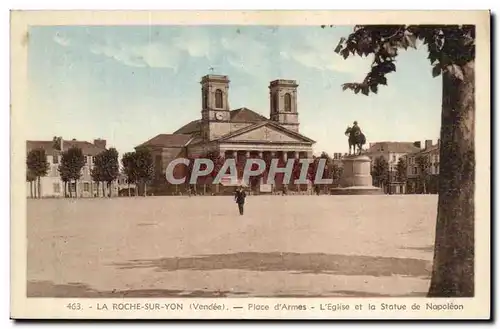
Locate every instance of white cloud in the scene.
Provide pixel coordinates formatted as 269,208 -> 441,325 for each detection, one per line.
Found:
90,42 -> 181,70
280,32 -> 373,78
172,29 -> 214,59
53,33 -> 71,47
220,34 -> 270,76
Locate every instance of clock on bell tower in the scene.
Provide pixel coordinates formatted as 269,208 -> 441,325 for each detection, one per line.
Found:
200,74 -> 231,141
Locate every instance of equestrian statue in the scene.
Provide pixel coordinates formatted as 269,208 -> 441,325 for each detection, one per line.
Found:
344,121 -> 366,155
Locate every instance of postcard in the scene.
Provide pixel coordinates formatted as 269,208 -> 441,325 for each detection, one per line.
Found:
11,10 -> 491,320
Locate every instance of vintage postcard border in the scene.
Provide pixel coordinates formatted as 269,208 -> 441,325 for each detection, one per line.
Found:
10,10 -> 491,319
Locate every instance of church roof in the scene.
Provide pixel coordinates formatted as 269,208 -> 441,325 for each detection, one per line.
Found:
230,107 -> 268,122
173,108 -> 268,136
173,120 -> 201,135
215,120 -> 316,144
135,134 -> 193,148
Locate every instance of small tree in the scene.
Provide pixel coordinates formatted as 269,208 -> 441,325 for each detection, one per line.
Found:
26,169 -> 36,198
102,148 -> 120,197
372,156 -> 389,188
331,163 -> 343,187
121,152 -> 138,197
59,162 -> 72,198
135,147 -> 154,197
91,153 -> 104,197
59,147 -> 85,198
26,149 -> 49,198
416,154 -> 431,194
319,152 -> 334,192
396,157 -> 408,193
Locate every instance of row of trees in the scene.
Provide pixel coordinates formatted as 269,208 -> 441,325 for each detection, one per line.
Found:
371,155 -> 433,193
26,146 -> 125,198
121,148 -> 154,196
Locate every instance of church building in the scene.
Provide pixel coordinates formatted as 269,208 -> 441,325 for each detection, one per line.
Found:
136,74 -> 316,193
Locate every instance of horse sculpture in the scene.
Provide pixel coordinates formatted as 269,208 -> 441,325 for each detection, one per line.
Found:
345,126 -> 366,155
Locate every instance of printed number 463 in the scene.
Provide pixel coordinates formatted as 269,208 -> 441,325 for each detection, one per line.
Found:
66,303 -> 82,311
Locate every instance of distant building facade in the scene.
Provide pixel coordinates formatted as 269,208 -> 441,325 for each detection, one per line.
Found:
136,74 -> 316,194
364,141 -> 422,194
26,138 -> 120,198
404,139 -> 440,194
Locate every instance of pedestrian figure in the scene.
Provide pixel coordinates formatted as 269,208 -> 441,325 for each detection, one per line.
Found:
315,185 -> 320,196
234,186 -> 247,215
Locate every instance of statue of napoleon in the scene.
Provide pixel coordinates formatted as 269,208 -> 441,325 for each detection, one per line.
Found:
345,121 -> 366,155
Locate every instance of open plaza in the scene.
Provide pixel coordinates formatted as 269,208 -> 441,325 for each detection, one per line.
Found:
27,194 -> 437,298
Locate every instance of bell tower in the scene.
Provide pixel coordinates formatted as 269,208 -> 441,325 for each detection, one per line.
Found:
200,75 -> 231,141
269,79 -> 299,133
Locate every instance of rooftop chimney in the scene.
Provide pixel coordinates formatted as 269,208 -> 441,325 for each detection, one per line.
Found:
413,141 -> 421,149
425,139 -> 433,149
94,138 -> 107,149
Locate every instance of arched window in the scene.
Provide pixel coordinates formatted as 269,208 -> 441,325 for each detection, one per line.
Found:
215,89 -> 223,109
284,93 -> 292,112
273,93 -> 279,112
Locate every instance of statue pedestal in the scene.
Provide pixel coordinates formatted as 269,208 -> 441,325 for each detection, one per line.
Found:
330,155 -> 383,195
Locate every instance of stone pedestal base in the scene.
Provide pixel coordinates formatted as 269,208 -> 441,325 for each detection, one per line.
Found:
330,155 -> 383,195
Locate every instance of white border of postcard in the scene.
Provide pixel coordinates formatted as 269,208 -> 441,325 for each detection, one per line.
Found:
10,10 -> 491,320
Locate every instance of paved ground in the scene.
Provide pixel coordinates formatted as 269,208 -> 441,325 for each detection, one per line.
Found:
27,195 -> 437,298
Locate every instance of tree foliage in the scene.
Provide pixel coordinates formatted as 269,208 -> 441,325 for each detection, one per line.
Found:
59,146 -> 85,197
121,152 -> 138,185
134,147 -> 154,196
26,148 -> 50,198
416,154 -> 431,193
101,148 -> 120,194
396,157 -> 408,183
372,156 -> 389,187
328,25 -> 475,96
26,149 -> 50,179
331,163 -> 343,186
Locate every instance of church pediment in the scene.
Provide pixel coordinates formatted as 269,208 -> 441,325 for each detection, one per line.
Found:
218,122 -> 314,144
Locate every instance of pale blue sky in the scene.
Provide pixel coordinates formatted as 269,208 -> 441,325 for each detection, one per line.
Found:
26,25 -> 442,156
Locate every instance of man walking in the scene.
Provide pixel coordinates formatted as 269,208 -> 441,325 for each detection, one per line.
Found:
234,186 -> 247,215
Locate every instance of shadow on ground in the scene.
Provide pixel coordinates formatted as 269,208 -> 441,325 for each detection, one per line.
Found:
399,245 -> 435,253
111,252 -> 432,278
27,280 -> 427,298
27,280 -> 246,298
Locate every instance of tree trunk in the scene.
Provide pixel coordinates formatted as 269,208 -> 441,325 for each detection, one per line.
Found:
108,182 -> 112,197
37,176 -> 41,198
143,181 -> 147,197
75,180 -> 78,198
29,181 -> 33,198
102,182 -> 105,197
428,60 -> 475,297
128,183 -> 131,197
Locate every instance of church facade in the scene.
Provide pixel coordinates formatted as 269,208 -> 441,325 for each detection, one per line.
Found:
136,74 -> 316,193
